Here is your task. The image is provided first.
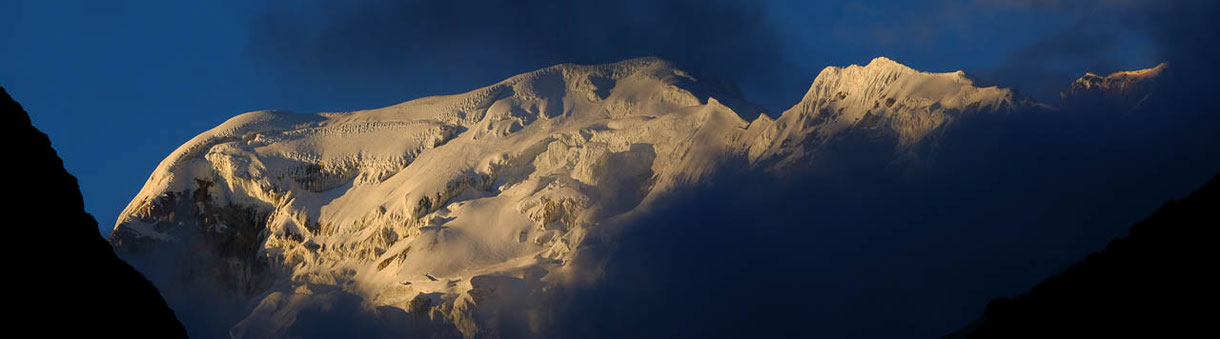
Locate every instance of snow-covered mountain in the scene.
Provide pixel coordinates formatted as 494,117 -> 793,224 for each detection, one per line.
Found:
1062,63 -> 1168,111
1064,63 -> 1166,98
108,57 -> 1161,337
749,57 -> 1021,168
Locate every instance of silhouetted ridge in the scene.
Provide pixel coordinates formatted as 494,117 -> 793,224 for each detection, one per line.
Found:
949,173 -> 1220,338
3,86 -> 186,337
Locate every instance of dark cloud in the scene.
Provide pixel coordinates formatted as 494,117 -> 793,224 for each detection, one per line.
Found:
246,0 -> 802,114
245,0 -> 1217,112
1143,1 -> 1220,76
505,3 -> 1220,336
974,0 -> 1220,102
976,26 -> 1137,100
539,56 -> 1220,338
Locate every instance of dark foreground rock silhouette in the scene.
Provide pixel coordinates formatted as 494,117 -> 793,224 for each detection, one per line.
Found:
950,173 -> 1219,338
3,86 -> 186,337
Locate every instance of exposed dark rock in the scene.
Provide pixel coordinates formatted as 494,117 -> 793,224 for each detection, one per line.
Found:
110,178 -> 274,296
3,86 -> 187,337
109,177 -> 275,338
949,173 -> 1220,338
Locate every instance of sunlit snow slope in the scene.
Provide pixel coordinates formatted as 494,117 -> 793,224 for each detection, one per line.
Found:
110,57 -> 1045,337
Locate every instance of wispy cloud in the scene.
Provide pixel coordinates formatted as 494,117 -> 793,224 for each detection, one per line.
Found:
245,0 -> 799,111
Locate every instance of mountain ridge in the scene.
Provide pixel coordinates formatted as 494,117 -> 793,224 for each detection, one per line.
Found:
107,56 -> 1171,337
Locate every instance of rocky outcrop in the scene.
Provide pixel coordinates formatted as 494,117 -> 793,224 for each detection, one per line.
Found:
3,86 -> 186,337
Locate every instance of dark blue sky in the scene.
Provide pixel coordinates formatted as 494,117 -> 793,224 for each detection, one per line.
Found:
1,0 -> 1160,236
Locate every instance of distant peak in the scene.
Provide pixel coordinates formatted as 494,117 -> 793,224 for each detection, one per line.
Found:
560,56 -> 675,71
625,56 -> 673,66
525,56 -> 678,78
819,57 -> 971,83
822,56 -> 914,74
1064,63 -> 1168,100
1090,62 -> 1168,79
773,57 -> 1017,150
865,56 -> 905,69
802,57 -> 1010,109
1075,63 -> 1167,83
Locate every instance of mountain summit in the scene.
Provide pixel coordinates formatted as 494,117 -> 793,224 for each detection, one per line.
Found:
1062,63 -> 1168,111
748,57 -> 1020,168
1064,63 -> 1167,98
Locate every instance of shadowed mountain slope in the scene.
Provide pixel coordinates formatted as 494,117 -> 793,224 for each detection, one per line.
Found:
951,173 -> 1219,338
3,86 -> 186,337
